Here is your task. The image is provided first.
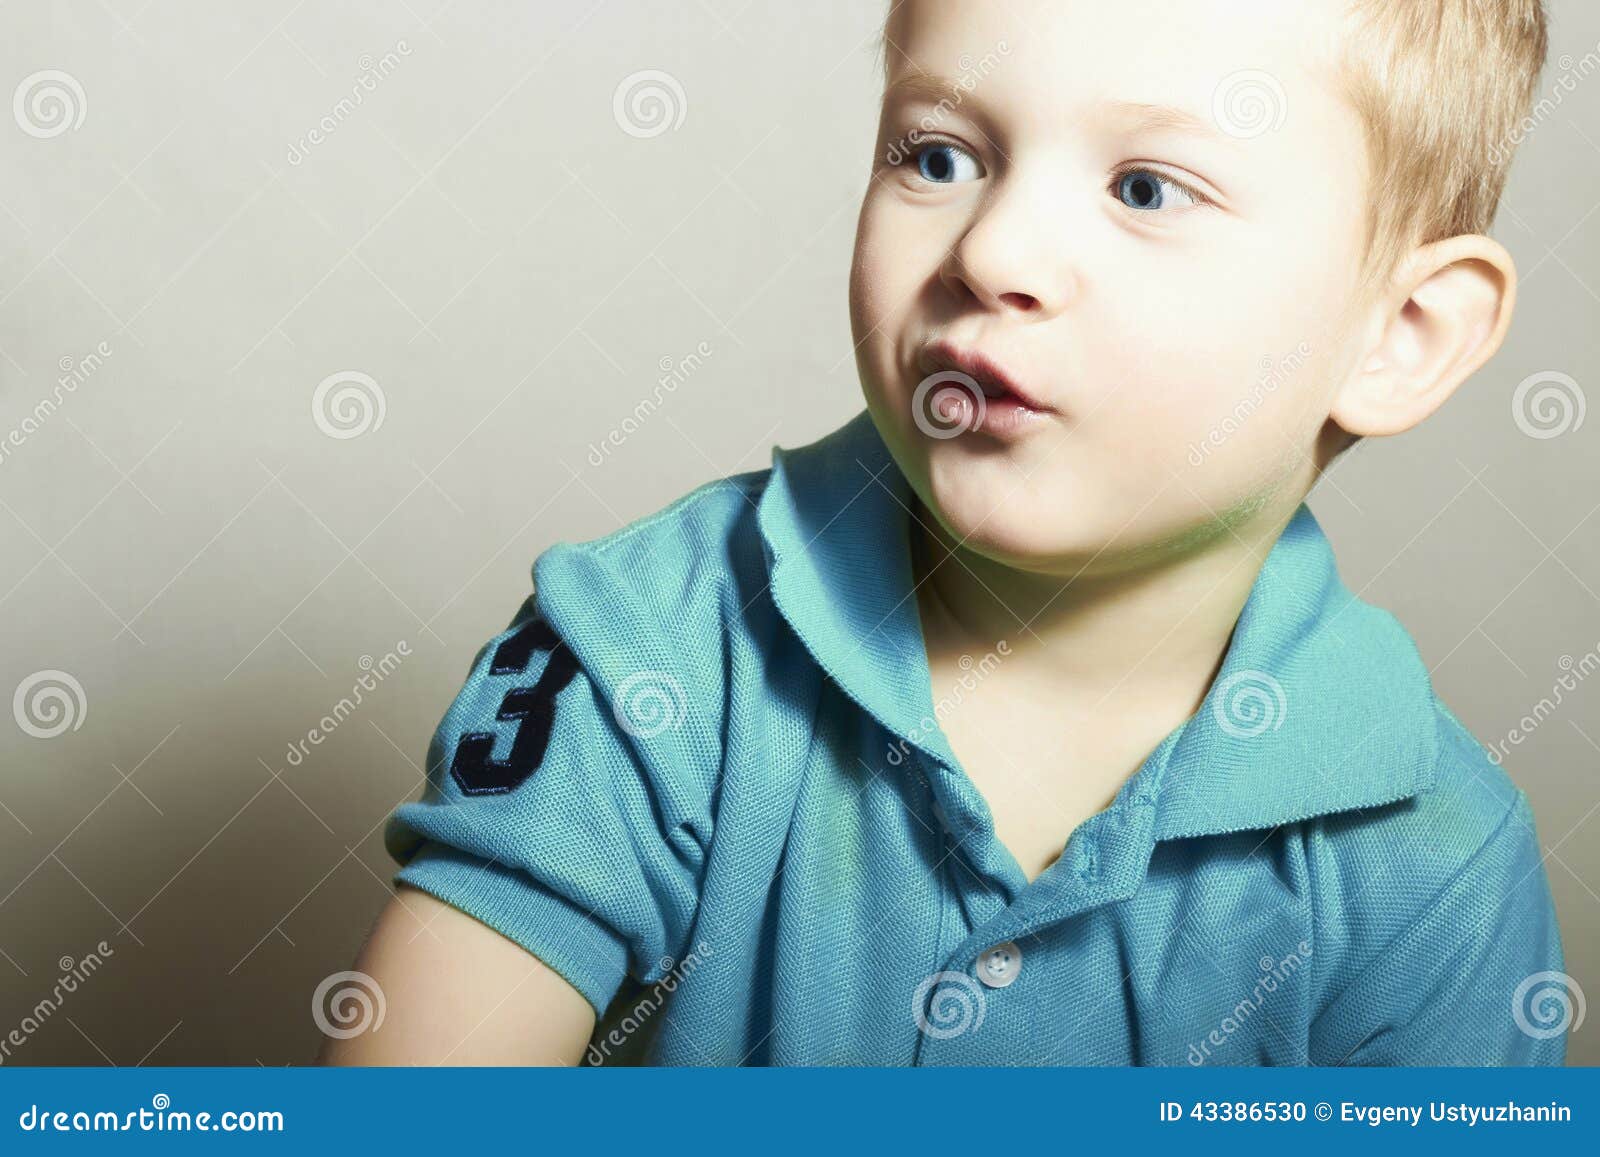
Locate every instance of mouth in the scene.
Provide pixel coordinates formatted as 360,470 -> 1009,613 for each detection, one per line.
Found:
912,339 -> 1055,438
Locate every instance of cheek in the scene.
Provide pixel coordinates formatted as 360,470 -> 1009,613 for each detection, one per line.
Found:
1087,251 -> 1344,450
1052,280 -> 1338,520
848,199 -> 898,344
849,194 -> 951,355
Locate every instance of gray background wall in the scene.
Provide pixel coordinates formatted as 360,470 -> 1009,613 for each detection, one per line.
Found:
0,1 -> 1594,1066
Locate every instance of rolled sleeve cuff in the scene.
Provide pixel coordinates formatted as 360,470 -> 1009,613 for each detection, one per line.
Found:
393,839 -> 629,1017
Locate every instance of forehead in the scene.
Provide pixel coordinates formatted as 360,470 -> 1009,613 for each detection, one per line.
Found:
884,0 -> 1351,143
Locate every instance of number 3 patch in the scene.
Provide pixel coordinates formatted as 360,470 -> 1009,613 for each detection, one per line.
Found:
450,616 -> 579,796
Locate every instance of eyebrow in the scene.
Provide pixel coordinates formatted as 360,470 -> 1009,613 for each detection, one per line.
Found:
1096,100 -> 1233,142
882,73 -> 975,108
883,76 -> 1235,144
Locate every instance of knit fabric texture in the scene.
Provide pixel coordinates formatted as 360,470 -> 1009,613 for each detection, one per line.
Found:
383,408 -> 1566,1066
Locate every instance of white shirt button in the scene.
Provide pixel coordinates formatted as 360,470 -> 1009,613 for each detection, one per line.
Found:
975,941 -> 1021,988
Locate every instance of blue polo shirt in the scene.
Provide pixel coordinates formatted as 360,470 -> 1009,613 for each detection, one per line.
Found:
383,409 -> 1566,1066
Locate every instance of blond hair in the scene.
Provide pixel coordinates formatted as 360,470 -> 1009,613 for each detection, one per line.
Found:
1335,0 -> 1550,299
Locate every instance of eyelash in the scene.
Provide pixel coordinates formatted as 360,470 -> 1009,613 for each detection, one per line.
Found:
1107,163 -> 1210,210
896,137 -> 1211,210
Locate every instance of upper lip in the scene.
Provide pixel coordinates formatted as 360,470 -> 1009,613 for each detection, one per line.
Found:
916,339 -> 1053,411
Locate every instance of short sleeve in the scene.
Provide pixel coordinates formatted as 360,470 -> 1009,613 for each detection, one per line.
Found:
1312,790 -> 1568,1066
383,591 -> 713,1017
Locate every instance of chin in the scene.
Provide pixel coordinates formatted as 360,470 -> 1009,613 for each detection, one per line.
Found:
918,459 -> 1238,575
917,457 -> 1089,567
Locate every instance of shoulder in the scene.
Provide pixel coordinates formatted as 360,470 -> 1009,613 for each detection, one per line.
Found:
1303,694 -> 1564,1062
1367,696 -> 1534,872
1307,691 -> 1550,985
1316,694 -> 1537,895
397,468 -> 783,848
534,467 -> 773,629
461,467 -> 786,796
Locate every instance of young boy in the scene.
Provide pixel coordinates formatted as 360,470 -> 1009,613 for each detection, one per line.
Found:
326,0 -> 1566,1065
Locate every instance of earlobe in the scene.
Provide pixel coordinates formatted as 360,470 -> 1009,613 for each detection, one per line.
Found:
1330,235 -> 1517,439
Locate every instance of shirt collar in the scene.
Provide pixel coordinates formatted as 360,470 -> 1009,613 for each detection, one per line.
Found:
755,408 -> 1442,842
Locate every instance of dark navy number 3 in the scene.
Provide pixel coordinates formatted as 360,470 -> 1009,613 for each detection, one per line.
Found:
449,616 -> 579,796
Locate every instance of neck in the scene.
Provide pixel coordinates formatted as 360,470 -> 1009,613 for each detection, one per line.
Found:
910,498 -> 1299,718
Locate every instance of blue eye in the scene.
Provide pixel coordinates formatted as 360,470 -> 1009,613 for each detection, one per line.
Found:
913,142 -> 982,184
1116,168 -> 1199,211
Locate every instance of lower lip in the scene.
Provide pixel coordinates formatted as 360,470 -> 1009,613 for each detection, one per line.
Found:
925,389 -> 1052,440
973,392 -> 1051,438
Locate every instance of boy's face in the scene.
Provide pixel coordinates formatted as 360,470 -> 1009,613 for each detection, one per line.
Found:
850,0 -> 1372,571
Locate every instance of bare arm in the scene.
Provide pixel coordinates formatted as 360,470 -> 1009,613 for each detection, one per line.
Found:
318,884 -> 596,1066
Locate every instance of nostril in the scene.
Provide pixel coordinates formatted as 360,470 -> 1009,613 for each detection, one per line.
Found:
999,291 -> 1038,311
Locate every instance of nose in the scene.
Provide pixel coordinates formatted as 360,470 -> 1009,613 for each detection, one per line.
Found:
937,186 -> 1075,319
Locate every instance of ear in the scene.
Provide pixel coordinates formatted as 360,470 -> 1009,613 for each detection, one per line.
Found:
1331,234 -> 1517,438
